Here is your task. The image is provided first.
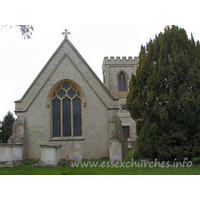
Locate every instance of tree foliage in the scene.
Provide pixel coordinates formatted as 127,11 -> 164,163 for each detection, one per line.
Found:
126,25 -> 200,161
0,121 -> 2,142
0,25 -> 34,39
17,25 -> 34,39
0,112 -> 15,143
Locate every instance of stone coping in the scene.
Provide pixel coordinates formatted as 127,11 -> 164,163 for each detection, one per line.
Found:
0,143 -> 23,148
49,138 -> 85,141
40,144 -> 62,148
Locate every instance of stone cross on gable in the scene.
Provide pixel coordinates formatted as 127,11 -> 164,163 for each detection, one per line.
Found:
62,29 -> 70,39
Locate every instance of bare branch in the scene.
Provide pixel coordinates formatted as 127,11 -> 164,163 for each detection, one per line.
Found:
0,25 -> 34,39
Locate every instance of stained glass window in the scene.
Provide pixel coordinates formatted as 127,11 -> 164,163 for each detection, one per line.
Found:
63,97 -> 71,137
121,105 -> 127,111
73,97 -> 82,137
52,98 -> 61,137
62,83 -> 71,90
122,126 -> 129,138
118,72 -> 127,91
51,81 -> 82,138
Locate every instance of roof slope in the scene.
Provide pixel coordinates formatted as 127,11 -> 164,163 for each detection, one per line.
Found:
15,37 -> 118,112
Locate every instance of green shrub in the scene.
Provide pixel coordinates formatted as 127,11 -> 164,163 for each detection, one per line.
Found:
191,157 -> 200,164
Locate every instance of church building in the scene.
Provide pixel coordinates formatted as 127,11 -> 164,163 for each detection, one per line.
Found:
13,32 -> 139,160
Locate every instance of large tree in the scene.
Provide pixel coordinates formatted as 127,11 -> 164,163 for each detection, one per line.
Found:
126,25 -> 200,161
0,112 -> 15,143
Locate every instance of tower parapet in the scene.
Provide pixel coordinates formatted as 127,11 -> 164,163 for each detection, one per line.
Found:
103,56 -> 139,66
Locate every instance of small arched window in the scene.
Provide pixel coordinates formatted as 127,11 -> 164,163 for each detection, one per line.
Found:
51,81 -> 82,138
118,72 -> 127,91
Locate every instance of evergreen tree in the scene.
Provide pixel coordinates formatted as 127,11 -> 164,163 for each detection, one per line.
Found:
0,112 -> 15,143
0,120 -> 2,142
126,25 -> 200,161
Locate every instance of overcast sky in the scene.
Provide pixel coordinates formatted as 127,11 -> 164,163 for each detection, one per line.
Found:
0,0 -> 200,121
0,24 -> 200,120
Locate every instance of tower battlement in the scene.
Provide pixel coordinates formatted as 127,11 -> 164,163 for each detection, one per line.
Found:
103,56 -> 139,66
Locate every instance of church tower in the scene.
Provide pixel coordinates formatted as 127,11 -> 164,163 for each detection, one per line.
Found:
102,56 -> 139,141
102,56 -> 138,98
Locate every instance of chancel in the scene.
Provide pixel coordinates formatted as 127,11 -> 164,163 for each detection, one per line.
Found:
0,29 -> 139,166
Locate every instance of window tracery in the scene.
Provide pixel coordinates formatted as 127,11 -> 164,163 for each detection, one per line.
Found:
51,81 -> 82,138
118,72 -> 127,91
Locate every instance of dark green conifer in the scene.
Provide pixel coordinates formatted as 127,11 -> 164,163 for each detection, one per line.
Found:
127,25 -> 200,161
0,112 -> 15,143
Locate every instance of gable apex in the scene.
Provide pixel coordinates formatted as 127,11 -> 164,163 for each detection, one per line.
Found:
65,38 -> 115,99
15,36 -> 117,113
14,38 -> 68,103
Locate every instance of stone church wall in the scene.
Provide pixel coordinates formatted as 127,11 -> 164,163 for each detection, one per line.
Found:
15,39 -> 118,160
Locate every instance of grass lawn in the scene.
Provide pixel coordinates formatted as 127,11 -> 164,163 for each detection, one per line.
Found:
0,152 -> 199,175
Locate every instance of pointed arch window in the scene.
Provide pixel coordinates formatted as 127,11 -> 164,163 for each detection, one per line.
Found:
51,81 -> 82,138
118,72 -> 127,91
